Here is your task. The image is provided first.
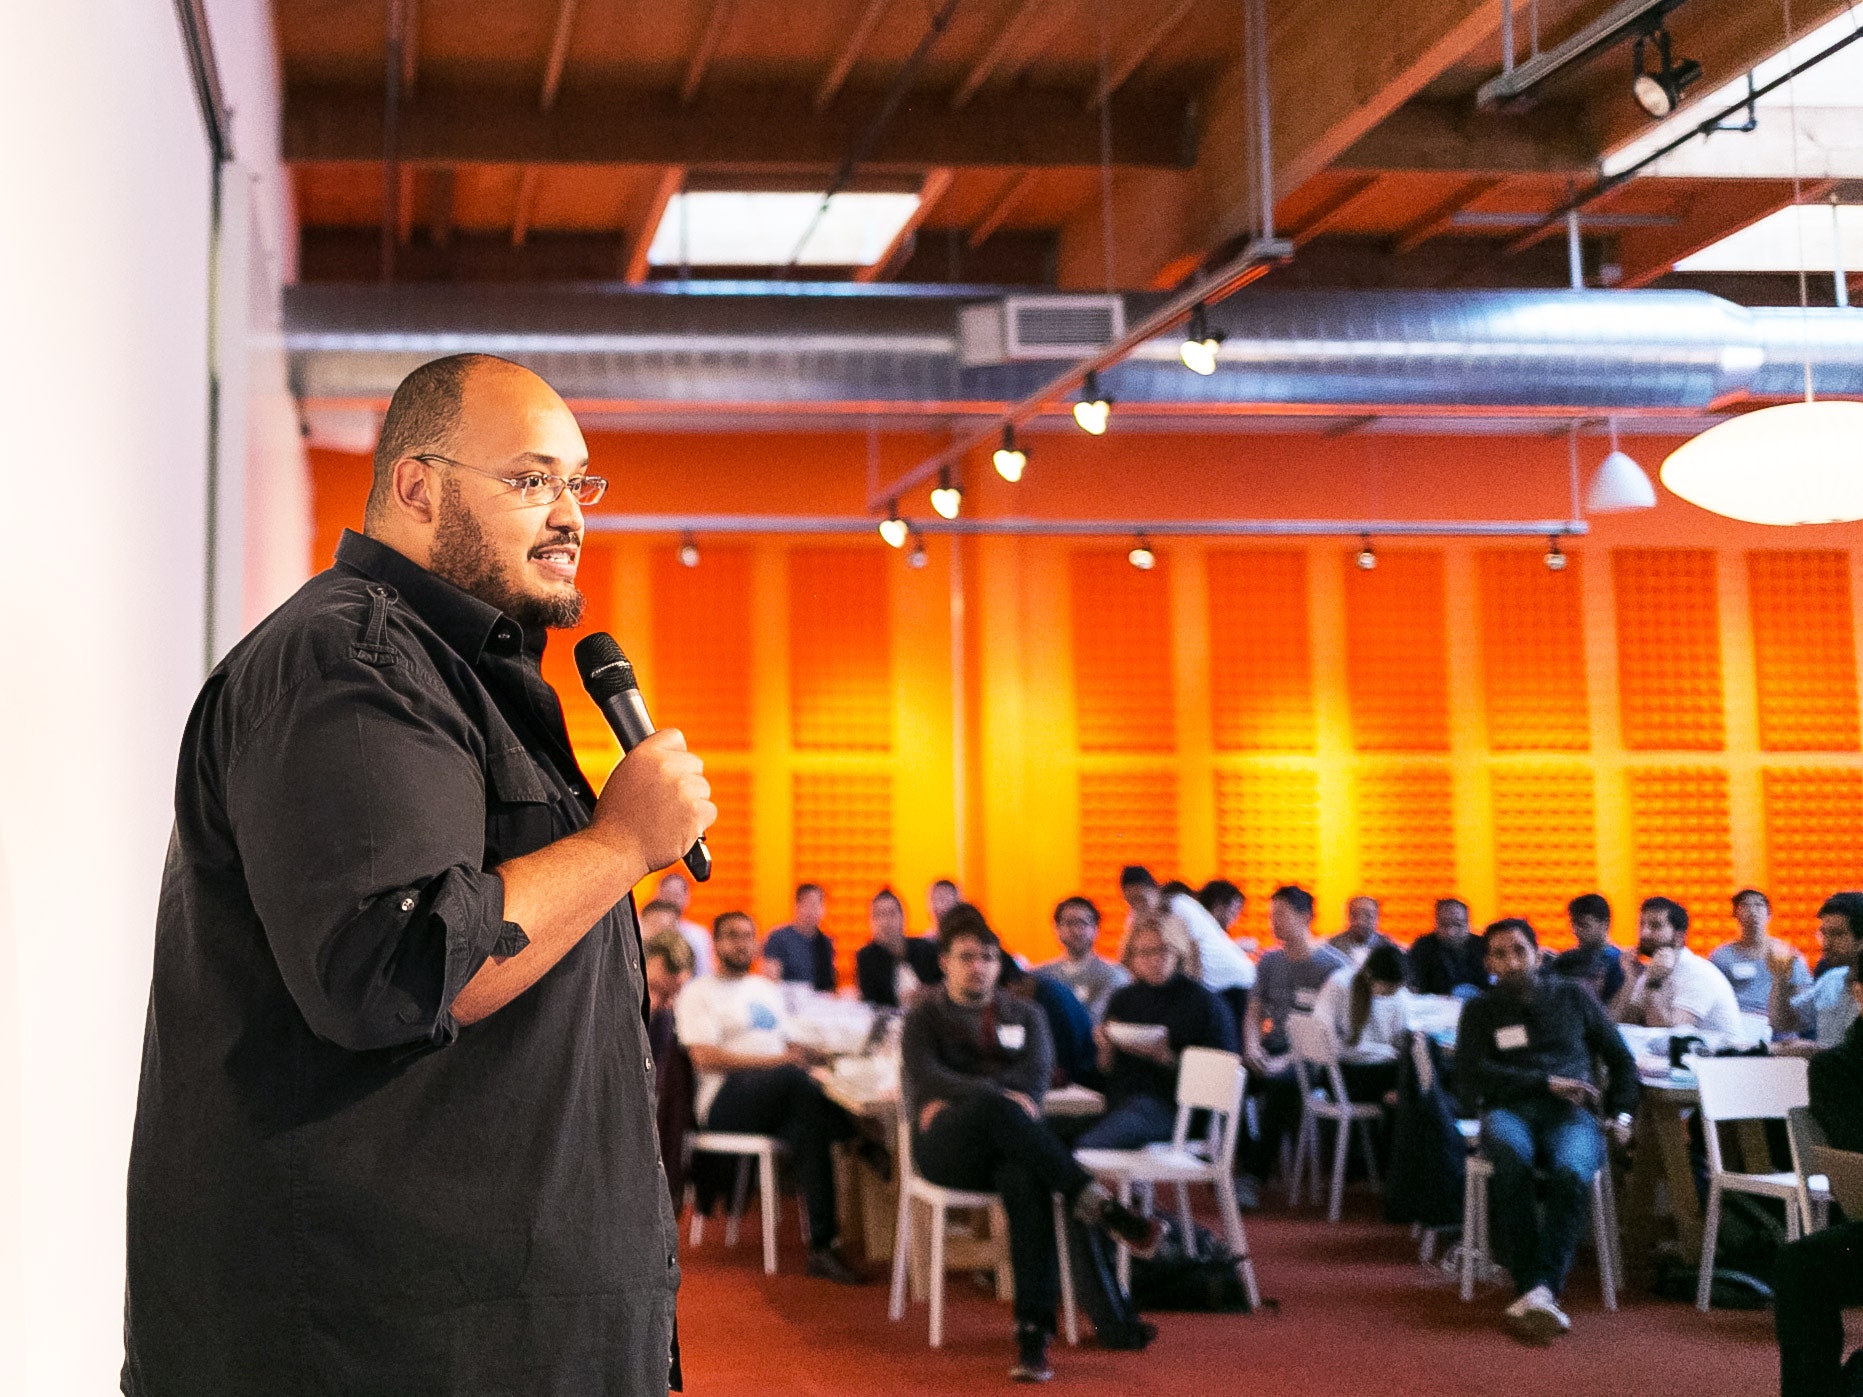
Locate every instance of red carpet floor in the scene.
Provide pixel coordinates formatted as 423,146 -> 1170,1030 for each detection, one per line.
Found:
672,1192 -> 1795,1396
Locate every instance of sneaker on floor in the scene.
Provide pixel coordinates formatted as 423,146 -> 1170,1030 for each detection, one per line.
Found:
805,1247 -> 867,1285
1095,1198 -> 1163,1260
1010,1323 -> 1053,1383
1504,1285 -> 1569,1345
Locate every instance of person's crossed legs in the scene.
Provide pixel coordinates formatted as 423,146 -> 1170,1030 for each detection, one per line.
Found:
1482,1096 -> 1603,1342
705,1063 -> 856,1270
1075,1094 -> 1177,1152
1775,1219 -> 1863,1397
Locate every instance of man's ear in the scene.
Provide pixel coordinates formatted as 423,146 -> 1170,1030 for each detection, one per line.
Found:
391,456 -> 438,524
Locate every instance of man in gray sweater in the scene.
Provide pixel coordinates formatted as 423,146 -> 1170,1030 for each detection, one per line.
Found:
902,904 -> 1159,1382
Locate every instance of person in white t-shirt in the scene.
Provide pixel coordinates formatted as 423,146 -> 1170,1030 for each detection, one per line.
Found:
656,869 -> 713,978
1615,896 -> 1742,1038
1162,881 -> 1256,996
1310,942 -> 1410,1116
673,911 -> 863,1284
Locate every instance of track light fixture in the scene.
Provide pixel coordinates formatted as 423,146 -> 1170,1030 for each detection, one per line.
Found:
1073,372 -> 1111,436
879,502 -> 908,549
1355,535 -> 1377,571
678,531 -> 701,568
1179,303 -> 1224,376
1632,26 -> 1701,120
907,531 -> 930,569
1544,537 -> 1568,572
1127,534 -> 1155,571
930,469 -> 963,520
993,425 -> 1027,483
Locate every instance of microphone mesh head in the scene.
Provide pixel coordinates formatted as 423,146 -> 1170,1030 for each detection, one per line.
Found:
573,631 -> 637,699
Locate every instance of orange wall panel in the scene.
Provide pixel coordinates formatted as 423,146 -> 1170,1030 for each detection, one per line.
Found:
1626,767 -> 1735,940
1764,768 -> 1863,954
1479,550 -> 1589,751
650,543 -> 754,752
1214,767 -> 1320,942
793,770 -> 892,982
789,549 -> 892,752
682,767 -> 755,931
1208,550 -> 1315,752
1343,550 -> 1449,752
1491,767 -> 1597,948
1079,767 -> 1179,953
1070,550 -> 1174,752
537,540 -> 622,780
1355,763 -> 1456,940
1614,549 -> 1725,750
1749,550 -> 1861,752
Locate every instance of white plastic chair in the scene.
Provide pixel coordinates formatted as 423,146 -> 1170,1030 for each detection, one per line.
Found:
1075,1047 -> 1262,1310
888,1108 -> 1078,1348
1458,1129 -> 1620,1308
1286,1014 -> 1383,1222
685,1131 -> 795,1276
1692,1055 -> 1831,1312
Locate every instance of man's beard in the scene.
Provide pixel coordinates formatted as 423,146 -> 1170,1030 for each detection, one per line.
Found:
430,478 -> 585,629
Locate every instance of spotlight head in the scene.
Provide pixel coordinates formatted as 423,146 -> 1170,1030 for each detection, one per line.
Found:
993,425 -> 1027,483
1179,303 -> 1224,376
1632,28 -> 1701,120
930,471 -> 963,520
907,532 -> 930,569
1128,535 -> 1155,571
1355,536 -> 1377,571
1073,371 -> 1111,436
678,532 -> 701,568
1545,537 -> 1568,572
879,504 -> 909,549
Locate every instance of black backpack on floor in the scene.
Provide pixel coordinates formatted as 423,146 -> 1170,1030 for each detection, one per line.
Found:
1128,1217 -> 1252,1313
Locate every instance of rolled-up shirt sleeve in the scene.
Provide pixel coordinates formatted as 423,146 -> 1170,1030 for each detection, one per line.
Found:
226,653 -> 527,1053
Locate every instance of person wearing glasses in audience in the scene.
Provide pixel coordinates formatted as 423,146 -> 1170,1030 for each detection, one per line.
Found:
855,886 -> 941,1009
1614,896 -> 1742,1037
1037,895 -> 1130,1023
1077,915 -> 1237,1151
125,355 -> 713,1393
902,903 -> 1161,1382
1708,888 -> 1807,1018
1770,893 -> 1863,1054
1459,918 -> 1638,1345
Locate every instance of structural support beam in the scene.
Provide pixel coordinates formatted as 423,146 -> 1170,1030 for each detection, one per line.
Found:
950,0 -> 1048,111
1388,177 -> 1501,254
856,167 -> 951,282
1615,178 -> 1838,288
968,169 -> 1037,249
285,82 -> 1195,169
814,0 -> 893,111
428,167 -> 455,248
626,167 -> 684,283
681,0 -> 734,106
539,0 -> 582,112
1333,99 -> 1596,175
1288,176 -> 1384,245
1087,0 -> 1197,109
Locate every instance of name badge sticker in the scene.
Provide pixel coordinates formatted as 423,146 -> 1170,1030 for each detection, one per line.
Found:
1293,988 -> 1318,1010
1495,1024 -> 1529,1051
997,1023 -> 1027,1051
1730,963 -> 1758,982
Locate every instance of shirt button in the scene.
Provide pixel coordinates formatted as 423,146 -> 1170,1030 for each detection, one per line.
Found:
400,896 -> 416,912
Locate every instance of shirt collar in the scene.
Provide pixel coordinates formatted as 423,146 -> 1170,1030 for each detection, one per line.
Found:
334,529 -> 525,664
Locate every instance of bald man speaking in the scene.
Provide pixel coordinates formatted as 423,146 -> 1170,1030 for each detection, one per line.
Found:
123,356 -> 714,1394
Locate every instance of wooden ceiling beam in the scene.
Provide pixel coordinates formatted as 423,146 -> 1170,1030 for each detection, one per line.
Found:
950,0 -> 1048,111
1388,177 -> 1503,253
1287,175 -> 1385,245
428,167 -> 455,248
855,167 -> 952,282
814,0 -> 893,111
1333,99 -> 1596,175
626,167 -> 685,283
680,0 -> 735,106
284,82 -> 1194,169
968,168 -> 1038,249
1615,178 -> 1837,289
1087,0 -> 1198,110
539,0 -> 582,113
399,0 -> 419,97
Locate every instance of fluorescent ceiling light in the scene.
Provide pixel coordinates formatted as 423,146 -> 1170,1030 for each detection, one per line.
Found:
1675,203 -> 1863,272
645,191 -> 921,267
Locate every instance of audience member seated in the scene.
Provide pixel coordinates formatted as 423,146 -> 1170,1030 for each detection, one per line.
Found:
1242,886 -> 1350,1186
1774,953 -> 1863,1397
1328,894 -> 1404,971
1710,887 -> 1810,1019
1407,897 -> 1488,999
1119,865 -> 1161,921
1550,893 -> 1625,1005
1001,954 -> 1100,1091
1771,892 -> 1863,1053
763,882 -> 838,991
1161,879 -> 1257,999
901,904 -> 1161,1381
1458,918 -> 1638,1345
656,869 -> 713,978
1311,942 -> 1411,1104
1197,879 -> 1249,947
1037,895 -> 1130,1022
645,928 -> 697,1206
673,912 -> 863,1284
1614,895 -> 1741,1037
855,886 -> 941,1009
1076,916 -> 1238,1151
638,899 -> 684,967
928,877 -> 960,930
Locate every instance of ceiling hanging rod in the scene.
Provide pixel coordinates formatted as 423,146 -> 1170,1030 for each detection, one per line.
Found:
583,514 -> 1589,538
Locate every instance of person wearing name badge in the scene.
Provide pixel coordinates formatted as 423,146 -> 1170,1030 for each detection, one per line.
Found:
1036,895 -> 1130,1023
1457,919 -> 1638,1345
1709,888 -> 1809,1019
1615,896 -> 1742,1038
1770,893 -> 1863,1054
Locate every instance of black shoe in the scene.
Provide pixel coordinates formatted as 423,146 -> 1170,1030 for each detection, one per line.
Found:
806,1246 -> 867,1285
1094,1318 -> 1157,1351
1010,1323 -> 1053,1382
1095,1198 -> 1163,1260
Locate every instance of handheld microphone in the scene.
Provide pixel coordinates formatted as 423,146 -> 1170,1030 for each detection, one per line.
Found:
573,632 -> 712,883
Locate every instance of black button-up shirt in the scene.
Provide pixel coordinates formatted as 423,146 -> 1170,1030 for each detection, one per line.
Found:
124,530 -> 678,1396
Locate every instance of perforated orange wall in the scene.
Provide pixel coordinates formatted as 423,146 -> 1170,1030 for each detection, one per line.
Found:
1763,768 -> 1863,944
1070,551 -> 1174,752
1208,550 -> 1315,751
1355,764 -> 1456,940
1343,549 -> 1450,752
1213,768 -> 1320,925
790,549 -> 892,752
651,544 -> 754,753
1078,767 -> 1180,952
793,770 -> 892,981
1615,549 -> 1725,751
1626,767 -> 1735,937
1749,550 -> 1861,752
1479,550 -> 1589,751
1491,767 -> 1598,949
537,540 -> 621,775
682,768 -> 755,931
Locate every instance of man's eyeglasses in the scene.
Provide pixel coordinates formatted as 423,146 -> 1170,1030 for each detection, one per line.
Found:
413,453 -> 607,506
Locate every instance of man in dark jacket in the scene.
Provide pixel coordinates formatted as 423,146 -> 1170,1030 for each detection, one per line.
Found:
1408,898 -> 1488,998
1458,918 -> 1637,1345
854,887 -> 941,1008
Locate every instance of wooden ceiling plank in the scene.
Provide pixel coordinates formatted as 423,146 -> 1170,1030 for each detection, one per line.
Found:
1334,99 -> 1596,176
539,0 -> 583,113
680,0 -> 735,106
1288,175 -> 1384,245
1616,177 -> 1837,288
1388,176 -> 1503,253
428,167 -> 455,248
855,167 -> 953,282
625,166 -> 685,283
398,0 -> 419,97
950,0 -> 1048,111
967,168 -> 1038,249
396,166 -> 416,246
814,0 -> 894,112
1087,0 -> 1198,110
510,166 -> 541,246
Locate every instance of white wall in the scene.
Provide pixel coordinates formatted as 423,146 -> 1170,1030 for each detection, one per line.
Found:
0,1 -> 298,1389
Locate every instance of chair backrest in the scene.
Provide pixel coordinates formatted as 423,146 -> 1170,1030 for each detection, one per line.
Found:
1409,1028 -> 1436,1094
1171,1047 -> 1246,1170
1812,1144 -> 1863,1217
1692,1054 -> 1810,1125
1286,1012 -> 1349,1101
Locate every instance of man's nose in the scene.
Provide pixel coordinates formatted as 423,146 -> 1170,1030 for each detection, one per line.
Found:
547,483 -> 585,533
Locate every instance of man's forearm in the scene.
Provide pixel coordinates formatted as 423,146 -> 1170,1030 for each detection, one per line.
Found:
452,830 -> 646,1025
686,1044 -> 795,1073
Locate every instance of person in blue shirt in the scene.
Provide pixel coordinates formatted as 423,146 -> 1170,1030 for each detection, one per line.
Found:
762,881 -> 838,991
1771,892 -> 1863,1051
1549,893 -> 1625,1005
1710,888 -> 1811,1019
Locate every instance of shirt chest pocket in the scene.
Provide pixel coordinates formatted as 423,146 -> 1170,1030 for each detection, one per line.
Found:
483,746 -> 561,865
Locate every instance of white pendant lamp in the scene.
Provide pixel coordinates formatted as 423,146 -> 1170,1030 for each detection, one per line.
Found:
1586,421 -> 1657,513
1661,400 -> 1863,525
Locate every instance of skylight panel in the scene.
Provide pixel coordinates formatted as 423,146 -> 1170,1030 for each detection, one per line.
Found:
644,191 -> 922,267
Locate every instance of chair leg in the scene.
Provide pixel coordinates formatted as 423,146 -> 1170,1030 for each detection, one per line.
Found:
1287,1111 -> 1309,1208
1359,1118 -> 1382,1189
1053,1195 -> 1079,1347
758,1149 -> 779,1276
1459,1169 -> 1483,1302
1696,1181 -> 1723,1313
928,1200 -> 948,1348
1591,1176 -> 1617,1312
989,1201 -> 1014,1301
1217,1174 -> 1262,1312
889,1193 -> 912,1321
1328,1114 -> 1350,1223
688,1182 -> 705,1247
1175,1181 -> 1194,1244
1115,1178 -> 1133,1295
725,1155 -> 752,1249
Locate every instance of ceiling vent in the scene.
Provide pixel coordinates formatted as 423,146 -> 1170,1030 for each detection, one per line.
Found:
958,294 -> 1126,365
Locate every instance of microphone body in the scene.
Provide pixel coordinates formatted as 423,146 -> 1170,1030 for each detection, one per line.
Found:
573,632 -> 713,883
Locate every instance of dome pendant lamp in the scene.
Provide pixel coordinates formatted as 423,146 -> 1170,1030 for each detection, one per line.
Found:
1661,400 -> 1863,525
